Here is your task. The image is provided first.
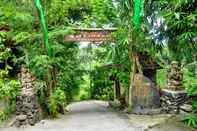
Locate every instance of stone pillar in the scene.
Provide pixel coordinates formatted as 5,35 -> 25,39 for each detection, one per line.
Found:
15,65 -> 42,127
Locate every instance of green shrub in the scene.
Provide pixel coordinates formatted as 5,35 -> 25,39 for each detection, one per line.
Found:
0,103 -> 16,121
0,79 -> 19,121
182,64 -> 197,128
183,114 -> 197,128
157,69 -> 167,88
0,68 -> 19,121
47,88 -> 66,117
80,94 -> 89,100
0,110 -> 6,121
0,79 -> 19,100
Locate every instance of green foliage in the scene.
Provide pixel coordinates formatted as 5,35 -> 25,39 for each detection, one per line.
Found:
47,95 -> 58,117
153,0 -> 197,62
184,71 -> 197,97
12,12 -> 34,32
182,114 -> 197,128
47,88 -> 66,117
184,63 -> 197,98
74,75 -> 91,101
0,24 -> 20,121
105,35 -> 130,89
0,44 -> 12,63
0,78 -> 19,100
0,111 -> 7,121
182,62 -> 197,128
90,0 -> 117,26
91,68 -> 114,100
157,69 -> 167,88
0,67 -> 19,121
46,0 -> 116,27
0,101 -> 17,121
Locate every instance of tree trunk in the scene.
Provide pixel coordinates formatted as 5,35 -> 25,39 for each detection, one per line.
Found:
135,54 -> 143,74
128,24 -> 134,109
127,0 -> 144,109
47,67 -> 53,96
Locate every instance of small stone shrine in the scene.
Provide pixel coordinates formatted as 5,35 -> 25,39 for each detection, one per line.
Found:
161,61 -> 187,113
14,65 -> 42,127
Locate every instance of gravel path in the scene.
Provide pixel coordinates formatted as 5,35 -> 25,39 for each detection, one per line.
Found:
0,100 -> 143,131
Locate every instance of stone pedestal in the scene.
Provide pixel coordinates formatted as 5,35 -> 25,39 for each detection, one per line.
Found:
14,65 -> 42,127
161,89 -> 187,113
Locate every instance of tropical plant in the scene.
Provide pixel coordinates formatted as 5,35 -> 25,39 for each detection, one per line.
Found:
152,0 -> 197,62
91,67 -> 114,100
47,88 -> 66,117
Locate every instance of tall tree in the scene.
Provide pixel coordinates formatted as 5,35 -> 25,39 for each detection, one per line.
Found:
116,0 -> 145,109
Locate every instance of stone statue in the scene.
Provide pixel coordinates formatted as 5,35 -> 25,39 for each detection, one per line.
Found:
167,61 -> 183,91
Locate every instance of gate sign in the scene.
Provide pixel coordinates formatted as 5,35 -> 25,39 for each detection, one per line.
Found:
64,28 -> 117,42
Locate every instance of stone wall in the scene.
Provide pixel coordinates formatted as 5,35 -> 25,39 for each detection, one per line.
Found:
161,89 -> 188,113
14,65 -> 42,127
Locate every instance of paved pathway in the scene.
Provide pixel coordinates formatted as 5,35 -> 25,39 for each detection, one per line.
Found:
0,101 -> 144,131
0,100 -> 194,131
